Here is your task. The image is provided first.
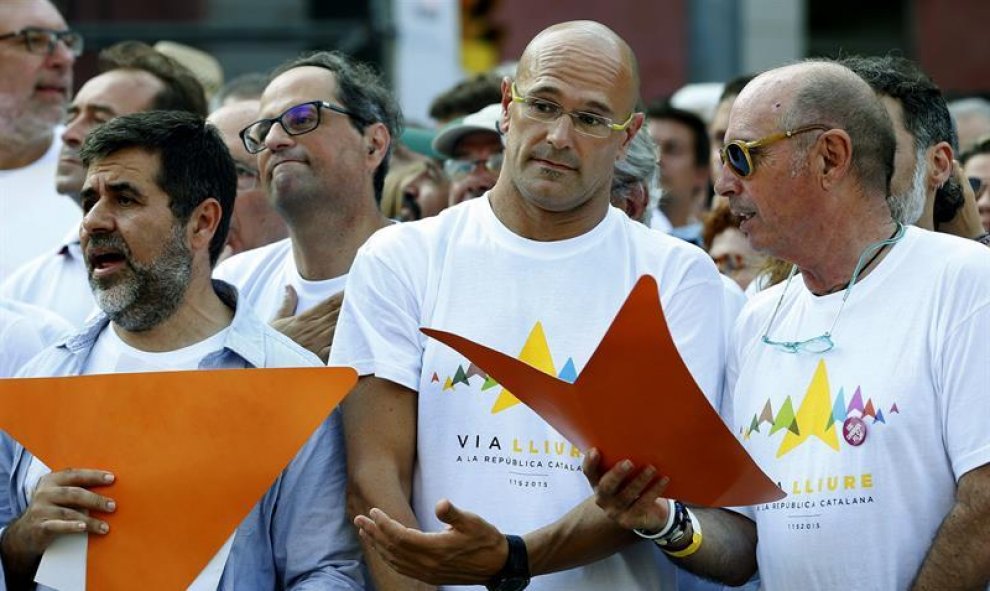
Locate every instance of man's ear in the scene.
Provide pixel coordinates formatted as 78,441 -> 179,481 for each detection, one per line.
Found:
615,113 -> 645,161
188,197 -> 222,255
926,141 -> 954,193
364,122 -> 391,171
818,129 -> 854,190
499,77 -> 513,135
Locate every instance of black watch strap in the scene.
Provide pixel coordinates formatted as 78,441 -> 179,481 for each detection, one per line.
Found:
486,534 -> 530,591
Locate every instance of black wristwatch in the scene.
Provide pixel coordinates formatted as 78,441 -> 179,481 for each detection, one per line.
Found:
486,534 -> 530,591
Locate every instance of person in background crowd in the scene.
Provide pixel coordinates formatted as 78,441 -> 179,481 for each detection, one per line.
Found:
432,103 -> 504,207
0,0 -> 83,281
2,40 -> 207,327
209,99 -> 289,259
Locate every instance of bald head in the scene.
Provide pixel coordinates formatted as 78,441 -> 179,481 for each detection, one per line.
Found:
737,60 -> 895,197
517,21 -> 640,115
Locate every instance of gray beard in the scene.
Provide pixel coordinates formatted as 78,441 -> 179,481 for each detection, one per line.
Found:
89,224 -> 193,332
887,152 -> 927,225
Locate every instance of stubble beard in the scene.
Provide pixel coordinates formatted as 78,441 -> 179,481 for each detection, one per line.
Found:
89,224 -> 193,332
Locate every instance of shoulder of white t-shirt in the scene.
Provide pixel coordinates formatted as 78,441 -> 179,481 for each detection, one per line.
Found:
213,238 -> 293,283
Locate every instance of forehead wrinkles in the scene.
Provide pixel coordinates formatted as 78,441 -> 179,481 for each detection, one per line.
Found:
728,76 -> 794,139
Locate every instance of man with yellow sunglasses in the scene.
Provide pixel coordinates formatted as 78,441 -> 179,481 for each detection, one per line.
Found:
593,60 -> 990,590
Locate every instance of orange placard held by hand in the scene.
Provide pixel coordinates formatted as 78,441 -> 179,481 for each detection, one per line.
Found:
422,275 -> 785,507
0,367 -> 357,590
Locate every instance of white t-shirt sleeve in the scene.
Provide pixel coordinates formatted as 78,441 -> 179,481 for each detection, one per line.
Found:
660,256 -> 728,411
329,236 -> 424,391
936,289 -> 990,481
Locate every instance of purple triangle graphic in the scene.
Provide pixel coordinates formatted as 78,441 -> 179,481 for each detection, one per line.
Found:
890,403 -> 899,414
847,387 -> 865,414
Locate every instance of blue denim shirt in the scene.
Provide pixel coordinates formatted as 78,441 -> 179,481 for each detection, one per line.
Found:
1,281 -> 365,590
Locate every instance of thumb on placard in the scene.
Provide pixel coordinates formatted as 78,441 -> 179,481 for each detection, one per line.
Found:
272,285 -> 298,320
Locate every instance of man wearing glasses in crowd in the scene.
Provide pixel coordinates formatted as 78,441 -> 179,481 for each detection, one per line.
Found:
207,99 -> 288,261
2,41 -> 207,328
214,51 -> 400,362
431,103 -> 504,207
333,20 -> 726,591
0,0 -> 84,281
587,60 -> 990,590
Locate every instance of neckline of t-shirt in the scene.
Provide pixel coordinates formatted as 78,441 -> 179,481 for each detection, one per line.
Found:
477,193 -> 619,258
795,225 -> 916,306
105,322 -> 231,363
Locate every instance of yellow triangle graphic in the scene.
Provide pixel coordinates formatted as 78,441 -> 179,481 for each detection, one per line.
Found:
777,359 -> 840,457
491,322 -> 556,414
442,377 -> 454,391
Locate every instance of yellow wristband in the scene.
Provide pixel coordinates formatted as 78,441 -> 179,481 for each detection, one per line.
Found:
662,509 -> 702,558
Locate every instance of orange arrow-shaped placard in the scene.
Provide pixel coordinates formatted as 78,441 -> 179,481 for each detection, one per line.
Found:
422,275 -> 785,507
0,367 -> 357,589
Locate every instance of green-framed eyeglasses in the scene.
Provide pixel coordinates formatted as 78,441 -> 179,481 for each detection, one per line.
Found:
510,82 -> 634,139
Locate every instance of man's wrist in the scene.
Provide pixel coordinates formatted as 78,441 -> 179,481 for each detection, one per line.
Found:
486,534 -> 530,591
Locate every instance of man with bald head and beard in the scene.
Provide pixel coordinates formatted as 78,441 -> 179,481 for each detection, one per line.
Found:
333,20 -> 727,591
587,60 -> 990,590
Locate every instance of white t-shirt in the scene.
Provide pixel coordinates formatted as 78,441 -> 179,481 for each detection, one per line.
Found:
331,196 -> 728,591
82,324 -> 231,375
724,227 -> 990,590
1,230 -> 96,328
0,135 -> 82,282
214,238 -> 347,319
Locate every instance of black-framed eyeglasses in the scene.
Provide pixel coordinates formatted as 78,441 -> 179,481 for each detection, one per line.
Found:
239,100 -> 359,154
0,27 -> 84,57
444,153 -> 503,179
720,124 -> 829,177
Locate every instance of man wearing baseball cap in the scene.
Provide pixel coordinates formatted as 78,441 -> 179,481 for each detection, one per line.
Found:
432,102 -> 503,206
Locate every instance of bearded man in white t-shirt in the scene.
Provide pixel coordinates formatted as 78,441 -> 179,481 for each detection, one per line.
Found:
214,51 -> 401,362
586,61 -> 990,590
0,111 -> 363,589
331,20 -> 728,591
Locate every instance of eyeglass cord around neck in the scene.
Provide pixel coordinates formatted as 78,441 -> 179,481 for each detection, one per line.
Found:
762,222 -> 906,353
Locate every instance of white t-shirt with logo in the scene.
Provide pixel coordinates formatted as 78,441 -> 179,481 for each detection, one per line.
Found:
331,196 -> 727,591
214,238 -> 346,319
724,227 -> 990,590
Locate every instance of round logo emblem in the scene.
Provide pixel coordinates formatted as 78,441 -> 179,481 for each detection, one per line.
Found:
843,416 -> 868,446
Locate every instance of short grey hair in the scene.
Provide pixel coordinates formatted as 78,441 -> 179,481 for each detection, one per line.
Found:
611,126 -> 659,223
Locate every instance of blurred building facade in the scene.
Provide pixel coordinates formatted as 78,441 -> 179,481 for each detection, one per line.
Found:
57,0 -> 989,124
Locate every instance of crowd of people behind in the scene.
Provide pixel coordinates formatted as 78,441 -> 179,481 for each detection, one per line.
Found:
0,1 -> 988,590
